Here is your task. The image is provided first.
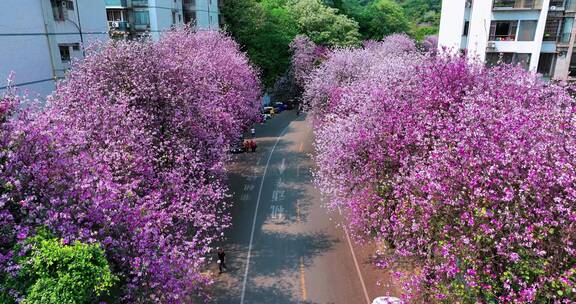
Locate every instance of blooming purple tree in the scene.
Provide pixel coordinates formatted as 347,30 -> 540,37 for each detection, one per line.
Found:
289,35 -> 327,88
421,35 -> 438,53
1,28 -> 261,303
307,36 -> 576,302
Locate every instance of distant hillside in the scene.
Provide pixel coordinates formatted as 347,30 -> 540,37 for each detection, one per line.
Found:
326,0 -> 441,39
395,0 -> 441,27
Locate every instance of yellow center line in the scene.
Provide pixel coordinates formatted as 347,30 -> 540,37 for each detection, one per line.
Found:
300,257 -> 307,301
299,142 -> 304,153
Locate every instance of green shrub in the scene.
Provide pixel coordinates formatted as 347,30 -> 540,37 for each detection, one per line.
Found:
2,229 -> 117,304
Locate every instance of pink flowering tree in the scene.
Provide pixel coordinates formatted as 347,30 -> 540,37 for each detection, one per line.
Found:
1,28 -> 260,303
289,35 -> 327,88
307,36 -> 576,302
422,35 -> 438,53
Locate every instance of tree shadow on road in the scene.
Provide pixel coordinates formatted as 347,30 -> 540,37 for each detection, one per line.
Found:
210,231 -> 338,304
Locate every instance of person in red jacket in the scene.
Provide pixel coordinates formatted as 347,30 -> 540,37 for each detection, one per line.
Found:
250,140 -> 257,152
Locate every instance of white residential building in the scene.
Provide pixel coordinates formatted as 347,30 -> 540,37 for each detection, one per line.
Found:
438,0 -> 576,80
0,0 -> 109,97
106,0 -> 219,40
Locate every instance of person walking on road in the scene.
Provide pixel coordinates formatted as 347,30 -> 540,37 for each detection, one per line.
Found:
251,127 -> 256,138
217,248 -> 227,274
250,140 -> 257,152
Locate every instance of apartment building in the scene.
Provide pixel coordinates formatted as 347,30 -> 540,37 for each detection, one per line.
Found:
438,0 -> 576,80
106,0 -> 219,40
0,0 -> 109,97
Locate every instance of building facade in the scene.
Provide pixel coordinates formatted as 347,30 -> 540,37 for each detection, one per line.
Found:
0,0 -> 109,97
438,0 -> 576,80
106,0 -> 220,40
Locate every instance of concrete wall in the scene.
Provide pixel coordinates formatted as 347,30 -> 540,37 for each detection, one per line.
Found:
149,0 -> 184,40
0,0 -> 108,97
438,0 -> 466,51
529,0 -> 551,71
467,0 -> 494,62
0,0 -> 56,96
194,0 -> 218,29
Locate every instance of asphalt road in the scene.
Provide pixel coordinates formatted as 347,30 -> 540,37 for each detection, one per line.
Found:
210,111 -> 401,304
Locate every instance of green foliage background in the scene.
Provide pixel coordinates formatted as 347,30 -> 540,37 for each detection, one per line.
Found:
221,0 -> 441,87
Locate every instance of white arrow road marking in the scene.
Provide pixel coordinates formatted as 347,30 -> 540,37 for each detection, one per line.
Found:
278,158 -> 286,175
270,205 -> 285,220
240,125 -> 290,304
272,190 -> 286,202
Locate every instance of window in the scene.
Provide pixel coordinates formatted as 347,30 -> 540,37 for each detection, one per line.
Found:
489,21 -> 518,41
51,0 -> 67,21
172,11 -> 177,24
72,43 -> 80,51
494,0 -> 540,9
544,17 -> 562,41
59,45 -> 71,62
134,10 -> 150,26
518,20 -> 538,41
486,52 -> 531,70
569,50 -> 576,77
107,9 -> 123,21
549,0 -> 565,7
560,17 -> 574,43
537,53 -> 555,76
66,0 -> 74,10
184,0 -> 196,8
463,21 -> 469,36
184,10 -> 196,24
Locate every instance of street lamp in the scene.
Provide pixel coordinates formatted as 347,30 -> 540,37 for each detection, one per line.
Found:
65,0 -> 85,57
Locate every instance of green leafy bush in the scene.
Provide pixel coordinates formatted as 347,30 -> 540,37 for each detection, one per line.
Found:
2,229 -> 116,304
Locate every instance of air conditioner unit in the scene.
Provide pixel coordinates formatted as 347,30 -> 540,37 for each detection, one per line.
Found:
550,5 -> 557,10
111,21 -> 120,28
487,42 -> 497,50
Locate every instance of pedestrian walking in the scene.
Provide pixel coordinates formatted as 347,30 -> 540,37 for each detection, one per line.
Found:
250,140 -> 257,152
243,140 -> 250,152
251,127 -> 256,138
217,248 -> 227,274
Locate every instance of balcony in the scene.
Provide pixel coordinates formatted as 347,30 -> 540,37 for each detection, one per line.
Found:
108,20 -> 130,32
105,0 -> 127,7
493,0 -> 543,9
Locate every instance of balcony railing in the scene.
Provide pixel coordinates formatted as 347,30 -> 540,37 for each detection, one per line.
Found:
489,34 -> 516,41
108,20 -> 130,32
493,0 -> 543,9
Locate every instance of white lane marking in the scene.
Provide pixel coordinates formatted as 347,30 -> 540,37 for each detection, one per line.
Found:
240,125 -> 290,304
243,184 -> 255,192
339,206 -> 371,304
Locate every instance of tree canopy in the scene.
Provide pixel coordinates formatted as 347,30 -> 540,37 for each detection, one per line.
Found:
222,0 -> 360,88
